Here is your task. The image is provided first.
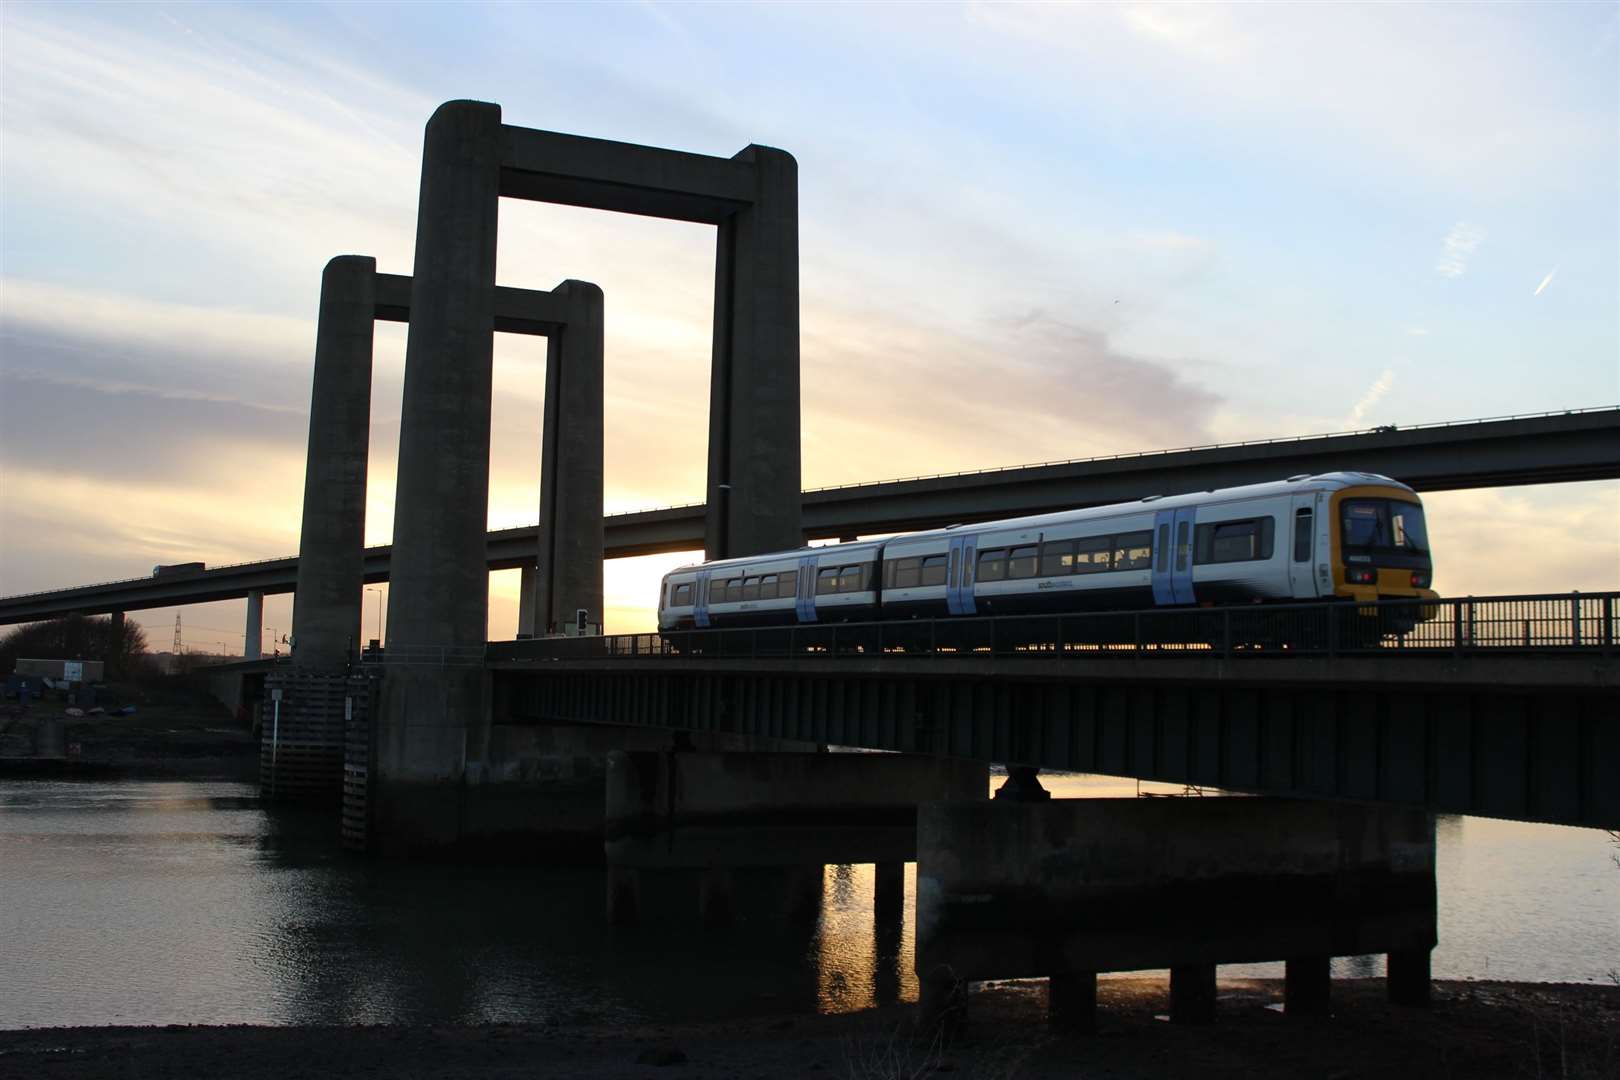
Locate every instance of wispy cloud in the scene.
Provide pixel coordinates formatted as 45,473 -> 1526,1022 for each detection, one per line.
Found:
1534,266 -> 1559,296
1343,369 -> 1395,428
1435,222 -> 1485,278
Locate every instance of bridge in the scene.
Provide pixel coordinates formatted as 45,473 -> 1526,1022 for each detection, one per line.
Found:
2,406 -> 1615,624
479,591 -> 1620,832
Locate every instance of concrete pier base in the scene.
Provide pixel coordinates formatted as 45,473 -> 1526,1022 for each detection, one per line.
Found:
605,750 -> 985,925
1388,948 -> 1432,1007
1170,964 -> 1217,1025
1285,956 -> 1333,1016
916,796 -> 1436,1028
1048,972 -> 1098,1033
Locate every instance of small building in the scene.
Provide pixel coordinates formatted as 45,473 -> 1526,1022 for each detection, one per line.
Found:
13,658 -> 106,684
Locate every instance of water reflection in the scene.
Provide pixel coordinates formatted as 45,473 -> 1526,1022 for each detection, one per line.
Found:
1,776 -> 1614,1029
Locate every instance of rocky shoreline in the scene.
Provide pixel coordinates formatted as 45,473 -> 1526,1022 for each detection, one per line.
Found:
2,977 -> 1615,1080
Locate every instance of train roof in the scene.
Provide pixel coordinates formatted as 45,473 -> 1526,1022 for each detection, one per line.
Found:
663,472 -> 1416,577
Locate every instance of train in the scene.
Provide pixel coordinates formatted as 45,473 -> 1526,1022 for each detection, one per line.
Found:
657,472 -> 1437,642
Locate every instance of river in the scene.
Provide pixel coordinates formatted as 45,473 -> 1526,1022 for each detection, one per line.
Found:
1,776 -> 1614,1028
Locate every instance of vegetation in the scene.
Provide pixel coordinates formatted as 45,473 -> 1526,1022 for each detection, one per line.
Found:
0,613 -> 149,679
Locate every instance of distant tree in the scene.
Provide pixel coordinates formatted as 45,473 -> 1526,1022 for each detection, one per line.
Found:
0,614 -> 149,678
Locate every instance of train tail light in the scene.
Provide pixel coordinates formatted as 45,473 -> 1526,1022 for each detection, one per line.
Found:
1411,571 -> 1431,588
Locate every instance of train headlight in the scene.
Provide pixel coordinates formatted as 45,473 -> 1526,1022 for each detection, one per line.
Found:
1346,567 -> 1376,585
1410,571 -> 1431,588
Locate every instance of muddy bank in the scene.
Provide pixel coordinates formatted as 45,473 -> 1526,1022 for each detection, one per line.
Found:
0,694 -> 257,782
2,977 -> 1614,1080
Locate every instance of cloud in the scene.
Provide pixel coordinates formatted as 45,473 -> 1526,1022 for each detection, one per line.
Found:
1435,222 -> 1485,278
1343,369 -> 1395,428
1534,266 -> 1559,296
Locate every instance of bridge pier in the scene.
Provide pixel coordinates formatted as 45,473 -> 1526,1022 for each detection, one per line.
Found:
915,796 -> 1436,1032
603,749 -> 986,926
243,591 -> 263,661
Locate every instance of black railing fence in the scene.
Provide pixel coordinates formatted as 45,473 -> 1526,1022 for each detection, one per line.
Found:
484,592 -> 1618,664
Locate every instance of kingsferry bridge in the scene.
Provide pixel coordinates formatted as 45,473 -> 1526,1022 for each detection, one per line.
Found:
470,591 -> 1620,831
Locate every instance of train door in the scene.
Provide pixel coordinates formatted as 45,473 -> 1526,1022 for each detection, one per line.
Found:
693,570 -> 712,628
795,554 -> 819,622
1151,508 -> 1198,605
946,535 -> 977,616
1287,494 -> 1318,598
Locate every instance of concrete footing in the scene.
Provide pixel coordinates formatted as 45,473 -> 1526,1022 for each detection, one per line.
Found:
605,750 -> 985,925
916,796 -> 1436,1030
1285,955 -> 1332,1016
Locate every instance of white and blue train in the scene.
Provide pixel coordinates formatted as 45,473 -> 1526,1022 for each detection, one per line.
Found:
657,472 -> 1437,632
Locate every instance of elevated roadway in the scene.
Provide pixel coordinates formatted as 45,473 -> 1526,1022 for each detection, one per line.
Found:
3,407 -> 1615,623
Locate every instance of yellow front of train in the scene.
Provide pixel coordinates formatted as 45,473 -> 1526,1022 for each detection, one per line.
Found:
1328,485 -> 1439,627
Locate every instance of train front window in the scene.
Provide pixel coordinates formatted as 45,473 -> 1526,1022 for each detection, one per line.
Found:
1341,499 -> 1429,555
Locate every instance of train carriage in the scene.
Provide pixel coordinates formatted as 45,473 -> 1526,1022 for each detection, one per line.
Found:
658,472 -> 1437,649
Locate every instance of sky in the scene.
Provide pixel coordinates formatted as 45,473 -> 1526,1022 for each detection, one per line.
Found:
1,1 -> 1616,652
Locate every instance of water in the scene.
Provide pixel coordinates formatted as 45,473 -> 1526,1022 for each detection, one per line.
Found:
1,778 -> 1615,1029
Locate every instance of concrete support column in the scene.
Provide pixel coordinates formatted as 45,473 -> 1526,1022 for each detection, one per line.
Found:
705,146 -> 800,560
291,254 -> 377,670
243,591 -> 264,661
1170,964 -> 1217,1024
375,100 -> 501,852
517,564 -> 538,638
1285,956 -> 1332,1016
534,280 -> 605,636
1048,972 -> 1098,1033
1387,948 -> 1431,1006
874,861 -> 904,924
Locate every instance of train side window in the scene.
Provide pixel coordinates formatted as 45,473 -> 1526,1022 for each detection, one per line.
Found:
778,570 -> 797,598
1073,536 -> 1111,574
673,583 -> 693,605
1007,545 -> 1038,579
759,574 -> 778,599
816,567 -> 840,595
1175,522 -> 1191,572
1114,531 -> 1153,571
1194,518 -> 1276,564
1293,509 -> 1313,562
892,557 -> 922,589
977,548 -> 1007,582
839,565 -> 867,593
1155,525 -> 1170,572
1040,539 -> 1076,576
919,554 -> 948,586
742,576 -> 761,601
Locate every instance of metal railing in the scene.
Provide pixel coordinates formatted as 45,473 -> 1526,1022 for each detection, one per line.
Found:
485,592 -> 1618,665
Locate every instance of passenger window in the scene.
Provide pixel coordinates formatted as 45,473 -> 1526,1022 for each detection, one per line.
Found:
1155,525 -> 1170,572
779,570 -> 797,598
1294,509 -> 1313,562
759,574 -> 777,598
673,583 -> 692,605
816,567 -> 839,595
1114,531 -> 1152,571
839,565 -> 866,593
919,554 -> 948,587
1074,536 -> 1111,574
1175,522 -> 1190,572
742,576 -> 761,601
892,557 -> 922,589
1040,540 -> 1076,577
1008,545 -> 1038,579
978,548 -> 1007,582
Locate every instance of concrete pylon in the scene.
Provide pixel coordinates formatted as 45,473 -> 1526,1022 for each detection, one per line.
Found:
705,145 -> 800,560
244,591 -> 263,661
374,100 -> 502,849
290,255 -> 377,670
532,280 -> 604,636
